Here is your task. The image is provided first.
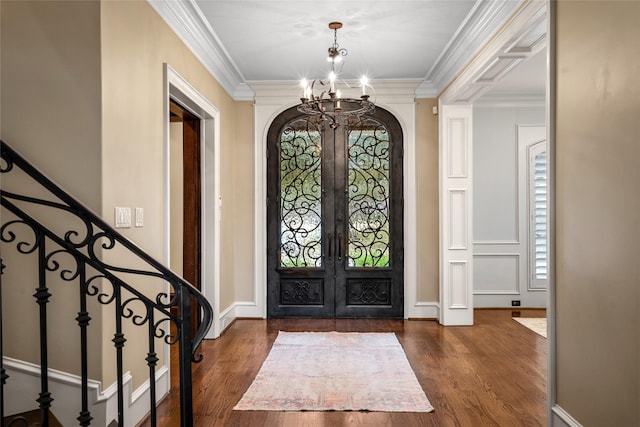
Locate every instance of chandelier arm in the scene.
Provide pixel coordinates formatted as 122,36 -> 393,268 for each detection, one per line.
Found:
297,22 -> 374,128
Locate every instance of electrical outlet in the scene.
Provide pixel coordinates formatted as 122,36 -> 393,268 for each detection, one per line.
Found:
511,300 -> 521,307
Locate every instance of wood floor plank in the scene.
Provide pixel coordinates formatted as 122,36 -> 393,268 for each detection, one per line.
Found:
139,309 -> 546,426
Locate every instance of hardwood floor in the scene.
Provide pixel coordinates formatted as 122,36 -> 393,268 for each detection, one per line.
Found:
142,309 -> 547,426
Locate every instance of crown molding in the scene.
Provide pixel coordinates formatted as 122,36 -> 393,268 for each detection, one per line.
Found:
148,0 -> 255,100
250,79 -> 421,106
415,80 -> 438,98
233,83 -> 257,101
422,0 -> 525,97
440,0 -> 547,104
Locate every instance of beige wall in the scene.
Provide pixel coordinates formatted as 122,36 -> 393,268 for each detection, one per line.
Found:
0,0 -> 105,380
0,0 -> 102,210
100,0 -> 253,386
415,99 -> 440,303
1,0 -> 254,391
555,1 -> 640,425
231,101 -> 255,302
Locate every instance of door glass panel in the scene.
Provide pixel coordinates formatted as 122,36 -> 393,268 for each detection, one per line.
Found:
347,118 -> 390,267
280,118 -> 322,267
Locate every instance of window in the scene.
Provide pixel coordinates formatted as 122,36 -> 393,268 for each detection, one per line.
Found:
529,141 -> 547,288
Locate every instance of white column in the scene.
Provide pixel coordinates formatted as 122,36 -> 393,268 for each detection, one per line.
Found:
439,104 -> 474,325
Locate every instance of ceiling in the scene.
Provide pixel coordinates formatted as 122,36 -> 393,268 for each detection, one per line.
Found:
194,0 -> 476,81
150,0 -> 546,101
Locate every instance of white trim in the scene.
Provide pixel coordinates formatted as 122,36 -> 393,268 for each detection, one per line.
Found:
217,303 -> 237,334
473,240 -> 520,245
439,104 -> 474,325
439,1 -> 547,104
398,101 -> 418,319
251,82 -> 420,319
473,253 -> 521,295
551,405 -> 584,427
526,138 -> 548,291
215,300 -> 263,332
474,291 -> 520,295
474,109 -> 523,248
3,357 -> 168,427
437,0 -> 548,323
411,302 -> 440,319
163,64 -> 222,339
416,0 -> 525,97
148,0 -> 253,100
447,189 -> 469,250
474,92 -> 546,108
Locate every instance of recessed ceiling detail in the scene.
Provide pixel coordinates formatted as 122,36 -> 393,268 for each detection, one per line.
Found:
441,1 -> 547,105
475,56 -> 526,84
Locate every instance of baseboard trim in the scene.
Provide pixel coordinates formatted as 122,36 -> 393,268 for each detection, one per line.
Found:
409,301 -> 440,319
3,357 -> 169,427
218,300 -> 437,323
234,300 -> 263,318
218,303 -> 238,335
551,405 -> 583,427
214,300 -> 264,338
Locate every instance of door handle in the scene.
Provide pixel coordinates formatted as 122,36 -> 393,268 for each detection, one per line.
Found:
327,233 -> 333,261
337,233 -> 343,262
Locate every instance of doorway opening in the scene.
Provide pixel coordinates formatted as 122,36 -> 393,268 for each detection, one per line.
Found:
266,106 -> 404,318
163,63 -> 221,340
169,100 -> 202,336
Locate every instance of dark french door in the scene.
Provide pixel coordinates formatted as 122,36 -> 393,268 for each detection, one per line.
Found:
267,106 -> 403,318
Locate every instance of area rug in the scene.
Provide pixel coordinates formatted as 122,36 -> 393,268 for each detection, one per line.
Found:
234,331 -> 434,412
513,317 -> 547,338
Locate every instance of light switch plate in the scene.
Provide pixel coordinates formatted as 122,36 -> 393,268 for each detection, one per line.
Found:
115,207 -> 131,228
135,208 -> 144,227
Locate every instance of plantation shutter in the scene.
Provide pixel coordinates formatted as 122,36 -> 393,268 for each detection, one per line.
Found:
531,145 -> 547,281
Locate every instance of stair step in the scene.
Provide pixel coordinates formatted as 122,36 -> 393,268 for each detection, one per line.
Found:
3,409 -> 63,427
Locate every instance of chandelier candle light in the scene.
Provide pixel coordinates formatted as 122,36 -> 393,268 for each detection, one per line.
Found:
298,22 -> 374,128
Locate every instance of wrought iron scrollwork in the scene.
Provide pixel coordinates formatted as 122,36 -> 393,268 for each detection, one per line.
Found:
0,140 -> 212,426
1,219 -> 40,254
45,248 -> 81,282
86,274 -> 118,305
347,117 -> 391,267
154,317 -> 178,345
122,296 -> 152,327
279,118 -> 323,267
347,280 -> 391,305
280,279 -> 323,305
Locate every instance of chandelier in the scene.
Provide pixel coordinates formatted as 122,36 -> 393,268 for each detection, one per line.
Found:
297,22 -> 374,128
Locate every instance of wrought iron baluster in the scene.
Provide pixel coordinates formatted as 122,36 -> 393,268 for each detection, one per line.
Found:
146,309 -> 158,426
35,233 -> 52,427
77,261 -> 93,426
178,287 -> 193,426
113,287 -> 126,426
1,140 -> 213,427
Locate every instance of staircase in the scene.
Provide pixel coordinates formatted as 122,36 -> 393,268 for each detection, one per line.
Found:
3,409 -> 64,427
0,141 -> 213,426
